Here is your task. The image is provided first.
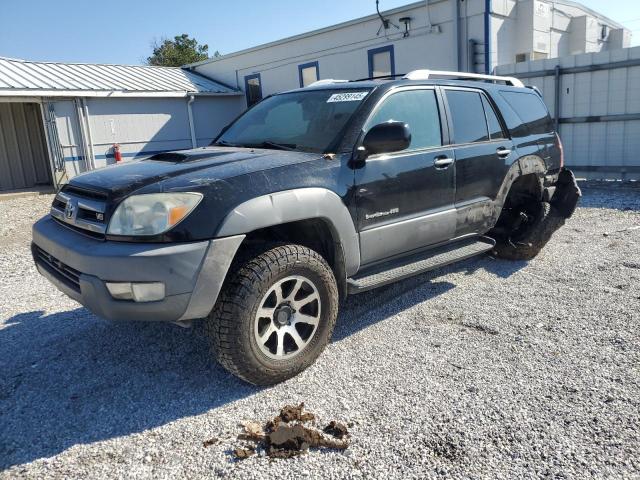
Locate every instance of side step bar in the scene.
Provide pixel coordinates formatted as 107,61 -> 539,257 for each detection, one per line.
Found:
347,236 -> 496,294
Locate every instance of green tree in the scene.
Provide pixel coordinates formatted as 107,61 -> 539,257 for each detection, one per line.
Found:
146,34 -> 219,67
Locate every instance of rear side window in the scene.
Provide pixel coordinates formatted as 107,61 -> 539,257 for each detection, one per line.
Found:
499,91 -> 552,135
446,90 -> 489,144
481,95 -> 506,140
365,89 -> 442,151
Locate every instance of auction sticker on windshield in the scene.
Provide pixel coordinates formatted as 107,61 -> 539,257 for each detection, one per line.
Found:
327,92 -> 369,103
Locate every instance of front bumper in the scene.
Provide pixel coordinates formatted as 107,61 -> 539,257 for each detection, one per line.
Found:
32,216 -> 244,322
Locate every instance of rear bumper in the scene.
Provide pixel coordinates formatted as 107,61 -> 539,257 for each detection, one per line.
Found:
32,216 -> 244,322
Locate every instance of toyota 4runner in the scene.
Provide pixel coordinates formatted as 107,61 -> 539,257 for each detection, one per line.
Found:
32,70 -> 581,385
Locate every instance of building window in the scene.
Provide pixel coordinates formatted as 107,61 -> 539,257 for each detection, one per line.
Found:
244,73 -> 262,107
367,45 -> 395,79
298,61 -> 319,87
515,53 -> 527,63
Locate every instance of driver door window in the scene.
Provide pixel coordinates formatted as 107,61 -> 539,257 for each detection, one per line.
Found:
365,89 -> 442,151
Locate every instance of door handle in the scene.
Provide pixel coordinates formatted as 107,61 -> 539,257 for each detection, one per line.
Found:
434,156 -> 454,168
496,147 -> 511,158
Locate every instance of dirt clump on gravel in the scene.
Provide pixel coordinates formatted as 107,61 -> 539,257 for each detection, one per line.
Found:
232,403 -> 349,459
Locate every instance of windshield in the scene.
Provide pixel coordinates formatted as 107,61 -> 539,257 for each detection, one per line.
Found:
215,89 -> 372,153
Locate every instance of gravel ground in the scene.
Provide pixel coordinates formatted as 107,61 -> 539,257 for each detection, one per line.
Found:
0,183 -> 638,479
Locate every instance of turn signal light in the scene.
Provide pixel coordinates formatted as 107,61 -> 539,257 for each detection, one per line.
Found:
106,282 -> 165,302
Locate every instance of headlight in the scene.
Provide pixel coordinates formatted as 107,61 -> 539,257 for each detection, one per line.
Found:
107,193 -> 203,236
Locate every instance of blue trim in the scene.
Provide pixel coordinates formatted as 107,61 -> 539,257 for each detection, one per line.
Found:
64,149 -> 177,162
298,61 -> 320,87
484,0 -> 491,74
367,45 -> 395,78
243,73 -> 262,107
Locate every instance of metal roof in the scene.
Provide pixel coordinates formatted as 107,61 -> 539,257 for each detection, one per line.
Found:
0,57 -> 240,98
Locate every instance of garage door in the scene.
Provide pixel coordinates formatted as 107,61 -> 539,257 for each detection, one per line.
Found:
0,102 -> 51,191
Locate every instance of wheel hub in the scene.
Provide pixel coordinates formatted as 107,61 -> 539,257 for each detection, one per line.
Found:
253,275 -> 322,360
274,304 -> 294,326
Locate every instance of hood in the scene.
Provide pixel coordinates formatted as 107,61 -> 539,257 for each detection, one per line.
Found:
68,146 -> 320,198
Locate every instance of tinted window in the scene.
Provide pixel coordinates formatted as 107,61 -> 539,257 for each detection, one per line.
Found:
365,89 -> 442,151
481,95 -> 506,139
244,74 -> 262,107
499,91 -> 552,134
446,90 -> 489,144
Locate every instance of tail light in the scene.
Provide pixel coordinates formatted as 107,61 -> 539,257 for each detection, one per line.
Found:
555,133 -> 564,168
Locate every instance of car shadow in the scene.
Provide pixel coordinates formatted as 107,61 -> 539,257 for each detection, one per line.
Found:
0,309 -> 259,469
0,254 -> 523,469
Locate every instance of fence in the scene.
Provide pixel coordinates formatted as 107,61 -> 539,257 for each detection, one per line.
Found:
496,46 -> 640,180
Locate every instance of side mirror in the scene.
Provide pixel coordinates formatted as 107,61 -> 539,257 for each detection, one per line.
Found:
362,121 -> 411,156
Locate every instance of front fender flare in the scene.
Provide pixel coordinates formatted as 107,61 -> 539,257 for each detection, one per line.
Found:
216,188 -> 360,276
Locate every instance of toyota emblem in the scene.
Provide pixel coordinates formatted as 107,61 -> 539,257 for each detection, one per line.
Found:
64,201 -> 75,219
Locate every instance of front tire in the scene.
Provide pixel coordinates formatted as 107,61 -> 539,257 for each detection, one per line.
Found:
206,244 -> 339,385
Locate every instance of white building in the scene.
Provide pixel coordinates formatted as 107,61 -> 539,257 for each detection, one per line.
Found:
0,0 -> 632,191
0,57 -> 242,191
189,0 -> 630,107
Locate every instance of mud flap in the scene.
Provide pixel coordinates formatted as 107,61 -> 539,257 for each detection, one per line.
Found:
550,169 -> 581,218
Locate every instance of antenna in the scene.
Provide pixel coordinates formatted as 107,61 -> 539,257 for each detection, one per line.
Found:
375,0 -> 399,36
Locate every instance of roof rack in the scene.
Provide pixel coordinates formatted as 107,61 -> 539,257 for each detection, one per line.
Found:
307,79 -> 349,87
351,73 -> 406,82
403,69 -> 524,88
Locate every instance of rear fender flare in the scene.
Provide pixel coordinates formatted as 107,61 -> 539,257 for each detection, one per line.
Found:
216,188 -> 360,276
489,155 -> 546,225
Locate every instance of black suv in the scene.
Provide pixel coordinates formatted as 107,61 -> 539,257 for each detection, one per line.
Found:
33,70 -> 580,385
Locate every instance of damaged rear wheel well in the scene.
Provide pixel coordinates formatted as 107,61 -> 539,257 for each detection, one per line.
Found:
491,173 -> 544,238
504,173 -> 543,207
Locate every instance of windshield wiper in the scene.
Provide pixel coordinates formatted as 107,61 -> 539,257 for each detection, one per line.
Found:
249,141 -> 298,151
212,140 -> 240,147
213,139 -> 298,151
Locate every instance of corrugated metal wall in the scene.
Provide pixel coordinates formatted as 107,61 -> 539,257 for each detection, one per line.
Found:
496,46 -> 640,180
0,102 -> 51,191
51,96 -> 243,178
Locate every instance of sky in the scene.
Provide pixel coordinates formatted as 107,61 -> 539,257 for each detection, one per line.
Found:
1,0 -> 639,65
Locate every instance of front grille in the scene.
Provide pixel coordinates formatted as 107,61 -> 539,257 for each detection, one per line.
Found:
52,197 -> 66,210
33,244 -> 82,293
50,187 -> 108,239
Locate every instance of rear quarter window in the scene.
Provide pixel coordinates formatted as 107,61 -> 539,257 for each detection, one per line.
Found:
499,91 -> 552,135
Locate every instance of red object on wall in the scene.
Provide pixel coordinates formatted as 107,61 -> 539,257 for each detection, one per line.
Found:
113,144 -> 122,163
